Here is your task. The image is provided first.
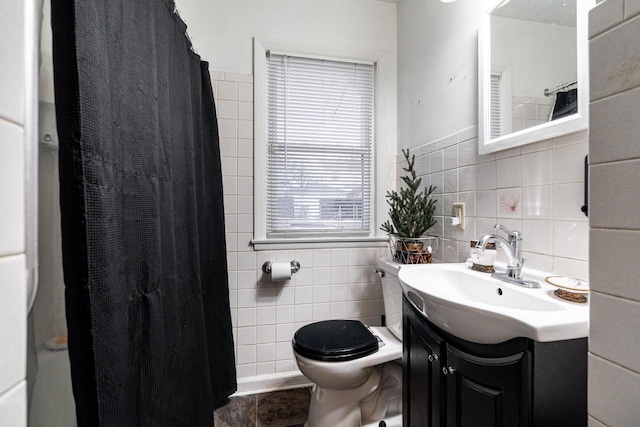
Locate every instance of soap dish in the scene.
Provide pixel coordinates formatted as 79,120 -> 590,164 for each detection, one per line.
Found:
554,289 -> 588,304
470,263 -> 494,274
545,276 -> 589,292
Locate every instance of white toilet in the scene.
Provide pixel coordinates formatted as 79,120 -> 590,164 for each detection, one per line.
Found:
292,259 -> 404,427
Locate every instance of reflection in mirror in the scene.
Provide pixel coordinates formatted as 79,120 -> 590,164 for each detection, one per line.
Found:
479,0 -> 591,154
490,0 -> 577,139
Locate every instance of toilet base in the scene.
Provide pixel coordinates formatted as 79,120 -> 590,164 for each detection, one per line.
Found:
306,361 -> 402,427
307,366 -> 381,427
361,414 -> 402,427
361,361 -> 402,424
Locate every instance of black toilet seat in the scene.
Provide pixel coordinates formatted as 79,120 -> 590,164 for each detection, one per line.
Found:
292,320 -> 379,362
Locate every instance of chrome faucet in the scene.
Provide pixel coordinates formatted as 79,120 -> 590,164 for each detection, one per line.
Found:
476,224 -> 540,288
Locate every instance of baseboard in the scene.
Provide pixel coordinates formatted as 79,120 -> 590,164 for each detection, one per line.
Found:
233,371 -> 312,396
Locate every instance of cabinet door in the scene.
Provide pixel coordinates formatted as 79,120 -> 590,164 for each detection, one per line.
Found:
445,345 -> 531,427
406,326 -> 445,427
403,299 -> 446,427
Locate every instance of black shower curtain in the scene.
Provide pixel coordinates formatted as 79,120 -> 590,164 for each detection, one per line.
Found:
551,88 -> 578,120
51,1 -> 236,426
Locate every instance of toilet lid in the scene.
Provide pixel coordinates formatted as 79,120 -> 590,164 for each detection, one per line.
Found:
292,320 -> 379,362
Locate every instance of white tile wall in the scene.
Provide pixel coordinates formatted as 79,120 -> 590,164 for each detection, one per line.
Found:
590,86 -> 640,164
589,416 -> 607,427
511,96 -> 553,133
521,185 -> 553,219
212,72 -> 386,380
404,127 -> 589,278
0,1 -> 32,424
589,0 -> 624,37
590,11 -> 640,101
0,121 -> 26,256
0,256 -> 27,394
588,354 -> 640,425
0,1 -> 25,125
589,293 -> 640,374
589,3 -> 640,424
590,159 -> 640,230
521,150 -> 553,186
0,381 -> 26,427
627,0 -> 640,17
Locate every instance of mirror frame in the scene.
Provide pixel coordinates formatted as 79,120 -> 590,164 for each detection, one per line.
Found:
478,0 -> 594,154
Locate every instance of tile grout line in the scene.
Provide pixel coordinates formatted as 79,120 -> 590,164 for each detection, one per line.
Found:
589,351 -> 640,378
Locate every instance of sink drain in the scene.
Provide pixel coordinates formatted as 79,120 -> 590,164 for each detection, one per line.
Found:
497,288 -> 503,296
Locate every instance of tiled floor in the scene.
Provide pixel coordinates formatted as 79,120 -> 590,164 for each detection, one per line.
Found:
214,387 -> 310,427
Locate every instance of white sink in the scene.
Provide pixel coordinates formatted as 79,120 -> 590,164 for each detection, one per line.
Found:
398,262 -> 589,344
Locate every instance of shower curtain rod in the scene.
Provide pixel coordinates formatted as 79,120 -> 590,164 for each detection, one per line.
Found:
544,80 -> 577,97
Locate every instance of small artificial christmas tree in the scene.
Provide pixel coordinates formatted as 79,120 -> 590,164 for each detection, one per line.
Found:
381,148 -> 437,239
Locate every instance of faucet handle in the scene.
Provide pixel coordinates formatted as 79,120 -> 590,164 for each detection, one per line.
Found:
494,224 -> 513,235
494,224 -> 521,241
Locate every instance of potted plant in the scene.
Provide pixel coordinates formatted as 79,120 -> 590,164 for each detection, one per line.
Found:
381,148 -> 437,264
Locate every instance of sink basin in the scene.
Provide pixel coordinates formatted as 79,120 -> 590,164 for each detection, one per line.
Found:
398,262 -> 589,344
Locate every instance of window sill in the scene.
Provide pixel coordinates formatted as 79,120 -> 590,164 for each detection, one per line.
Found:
251,236 -> 389,251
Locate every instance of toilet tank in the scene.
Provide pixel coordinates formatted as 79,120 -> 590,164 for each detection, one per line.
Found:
377,258 -> 403,341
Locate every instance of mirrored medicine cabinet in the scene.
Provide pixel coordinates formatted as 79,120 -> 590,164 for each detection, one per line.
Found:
478,0 -> 594,154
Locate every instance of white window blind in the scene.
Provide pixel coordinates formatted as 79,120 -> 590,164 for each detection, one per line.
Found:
266,53 -> 374,236
490,72 -> 502,139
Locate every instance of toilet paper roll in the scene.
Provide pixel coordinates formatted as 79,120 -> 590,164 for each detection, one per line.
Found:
270,262 -> 292,281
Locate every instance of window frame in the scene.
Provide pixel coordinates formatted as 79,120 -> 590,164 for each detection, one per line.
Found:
252,38 -> 394,250
490,64 -> 513,139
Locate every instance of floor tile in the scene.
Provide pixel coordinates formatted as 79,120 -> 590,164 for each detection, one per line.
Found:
256,387 -> 310,427
214,395 -> 257,427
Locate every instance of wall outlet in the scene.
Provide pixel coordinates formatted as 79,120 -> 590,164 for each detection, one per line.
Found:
453,203 -> 465,230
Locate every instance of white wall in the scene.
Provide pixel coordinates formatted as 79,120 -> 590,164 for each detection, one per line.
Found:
177,0 -> 397,75
0,0 -> 38,425
588,0 -> 640,424
397,0 -> 589,279
397,0 -> 480,148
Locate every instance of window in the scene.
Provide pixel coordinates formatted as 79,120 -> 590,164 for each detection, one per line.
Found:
489,65 -> 512,140
265,53 -> 374,237
253,39 -> 394,250
490,72 -> 503,139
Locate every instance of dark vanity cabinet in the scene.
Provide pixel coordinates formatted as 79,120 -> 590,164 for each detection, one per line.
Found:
403,296 -> 587,427
404,311 -> 445,426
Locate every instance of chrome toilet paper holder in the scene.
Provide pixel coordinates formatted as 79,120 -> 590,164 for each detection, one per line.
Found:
262,260 -> 301,274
